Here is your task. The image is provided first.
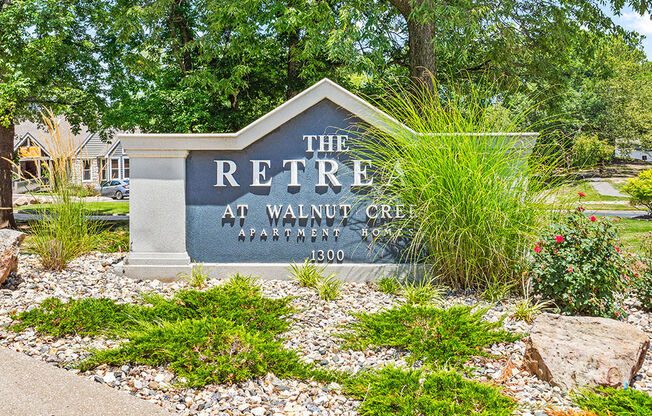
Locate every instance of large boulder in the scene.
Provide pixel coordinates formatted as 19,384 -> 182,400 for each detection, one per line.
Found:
0,229 -> 25,284
524,313 -> 649,391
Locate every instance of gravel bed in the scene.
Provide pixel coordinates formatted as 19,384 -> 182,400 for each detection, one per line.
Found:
0,252 -> 650,416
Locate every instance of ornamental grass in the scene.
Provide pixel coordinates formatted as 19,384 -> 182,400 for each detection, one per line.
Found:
352,77 -> 558,289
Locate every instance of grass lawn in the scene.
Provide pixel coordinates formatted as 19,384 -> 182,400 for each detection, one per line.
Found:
16,201 -> 129,215
617,218 -> 652,251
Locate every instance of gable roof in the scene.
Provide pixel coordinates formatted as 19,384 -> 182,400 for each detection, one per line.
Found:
15,120 -> 91,154
76,133 -> 120,158
119,78 -> 538,156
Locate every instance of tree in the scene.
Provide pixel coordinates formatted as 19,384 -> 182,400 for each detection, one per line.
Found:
538,36 -> 651,151
0,0 -> 106,228
97,0 -> 375,134
373,0 -> 650,91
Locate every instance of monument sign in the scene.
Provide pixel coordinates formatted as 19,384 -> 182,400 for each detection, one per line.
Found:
121,79 -> 535,281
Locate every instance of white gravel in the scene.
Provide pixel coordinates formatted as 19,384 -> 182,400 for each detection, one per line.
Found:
0,252 -> 650,416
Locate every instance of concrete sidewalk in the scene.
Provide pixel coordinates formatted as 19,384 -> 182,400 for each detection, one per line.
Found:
0,347 -> 172,416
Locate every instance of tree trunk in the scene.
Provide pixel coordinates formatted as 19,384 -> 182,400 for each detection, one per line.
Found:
0,121 -> 16,229
407,16 -> 436,90
286,29 -> 301,100
389,0 -> 437,90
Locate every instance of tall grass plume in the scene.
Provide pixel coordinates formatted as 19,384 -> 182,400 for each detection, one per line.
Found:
351,77 -> 560,289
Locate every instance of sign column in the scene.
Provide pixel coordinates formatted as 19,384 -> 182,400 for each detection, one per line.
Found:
122,149 -> 192,280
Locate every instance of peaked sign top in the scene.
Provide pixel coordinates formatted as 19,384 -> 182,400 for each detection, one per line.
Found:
119,78 -> 405,155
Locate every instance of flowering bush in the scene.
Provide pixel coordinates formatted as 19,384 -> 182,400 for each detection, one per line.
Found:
531,210 -> 625,318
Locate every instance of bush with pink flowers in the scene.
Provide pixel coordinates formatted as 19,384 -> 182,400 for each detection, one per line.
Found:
530,210 -> 626,318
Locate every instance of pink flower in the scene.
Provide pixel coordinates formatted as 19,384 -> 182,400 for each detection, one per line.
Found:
589,216 -> 596,222
555,235 -> 564,243
534,246 -> 542,253
578,192 -> 586,198
566,266 -> 574,273
577,206 -> 586,212
615,246 -> 621,253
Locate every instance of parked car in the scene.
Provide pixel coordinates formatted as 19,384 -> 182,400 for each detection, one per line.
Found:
95,179 -> 129,200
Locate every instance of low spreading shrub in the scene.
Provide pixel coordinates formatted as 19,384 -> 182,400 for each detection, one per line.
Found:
79,317 -> 317,386
573,387 -> 652,416
531,210 -> 626,318
12,280 -> 294,337
10,278 -> 320,386
344,366 -> 516,416
341,304 -> 519,368
10,297 -> 138,336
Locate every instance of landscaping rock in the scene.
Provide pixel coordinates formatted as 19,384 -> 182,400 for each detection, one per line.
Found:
0,229 -> 25,284
12,196 -> 31,207
524,313 -> 650,391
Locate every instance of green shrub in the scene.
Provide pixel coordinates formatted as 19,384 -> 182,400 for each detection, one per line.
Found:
341,304 -> 519,368
376,276 -> 400,294
10,281 -> 312,386
344,366 -> 516,416
352,80 -> 554,289
288,259 -> 323,288
573,387 -> 652,416
624,169 -> 652,215
10,297 -> 138,336
316,274 -> 343,300
12,283 -> 294,337
400,277 -> 444,305
531,210 -> 626,318
571,134 -> 614,168
79,317 -> 317,387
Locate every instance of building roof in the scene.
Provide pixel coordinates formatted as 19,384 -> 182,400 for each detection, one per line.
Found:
15,119 -> 121,158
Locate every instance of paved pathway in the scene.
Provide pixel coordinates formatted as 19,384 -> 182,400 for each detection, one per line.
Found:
0,347 -> 172,416
588,179 -> 627,198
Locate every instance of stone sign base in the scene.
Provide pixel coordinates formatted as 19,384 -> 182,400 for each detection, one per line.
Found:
122,259 -> 425,282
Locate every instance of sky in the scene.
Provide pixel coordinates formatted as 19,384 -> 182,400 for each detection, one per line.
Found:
605,7 -> 652,59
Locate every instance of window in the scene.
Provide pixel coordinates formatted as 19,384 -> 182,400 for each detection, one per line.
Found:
643,155 -> 648,161
99,159 -> 107,181
111,159 -> 120,179
82,160 -> 91,181
122,158 -> 130,179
